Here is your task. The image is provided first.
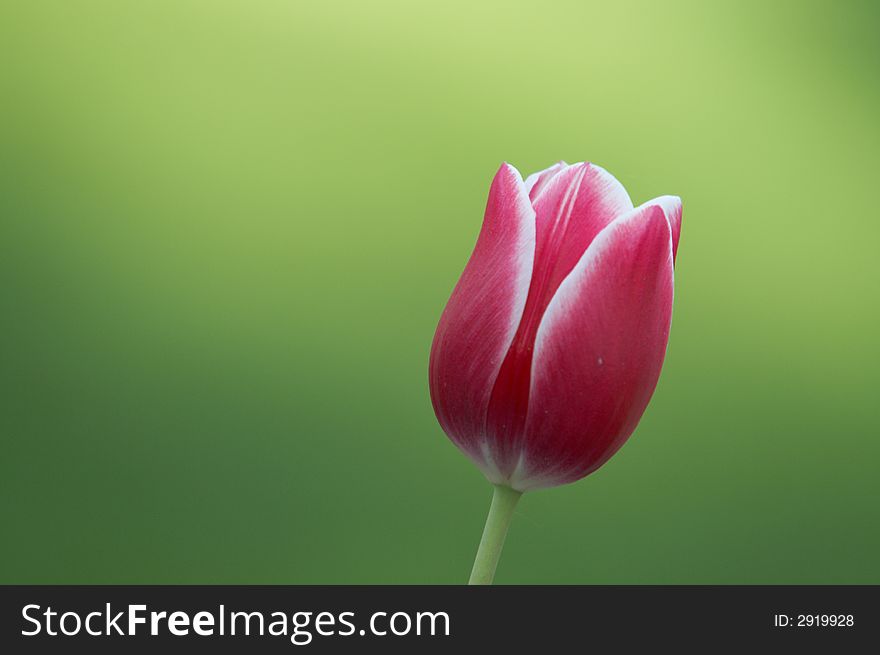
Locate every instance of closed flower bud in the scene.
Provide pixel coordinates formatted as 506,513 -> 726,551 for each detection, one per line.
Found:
430,161 -> 681,491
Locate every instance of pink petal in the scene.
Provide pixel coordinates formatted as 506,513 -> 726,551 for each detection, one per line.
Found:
429,163 -> 535,478
529,163 -> 634,315
483,162 -> 634,478
523,161 -> 568,202
642,195 -> 682,262
514,203 -> 674,490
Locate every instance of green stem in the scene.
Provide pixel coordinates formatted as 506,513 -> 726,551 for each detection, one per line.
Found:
468,484 -> 522,585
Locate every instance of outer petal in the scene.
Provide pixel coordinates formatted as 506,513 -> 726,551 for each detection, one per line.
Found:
429,163 -> 536,477
512,204 -> 674,490
641,195 -> 682,262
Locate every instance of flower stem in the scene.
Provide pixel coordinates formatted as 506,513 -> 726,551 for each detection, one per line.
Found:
468,484 -> 522,585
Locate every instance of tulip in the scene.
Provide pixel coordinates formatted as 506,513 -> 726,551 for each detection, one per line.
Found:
429,161 -> 681,583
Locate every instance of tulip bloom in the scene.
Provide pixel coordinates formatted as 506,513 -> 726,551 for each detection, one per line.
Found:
429,161 -> 681,583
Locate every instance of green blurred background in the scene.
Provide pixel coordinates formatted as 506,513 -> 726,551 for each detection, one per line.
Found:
1,0 -> 878,584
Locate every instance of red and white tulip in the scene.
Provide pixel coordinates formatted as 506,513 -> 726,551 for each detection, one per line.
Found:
430,161 -> 681,492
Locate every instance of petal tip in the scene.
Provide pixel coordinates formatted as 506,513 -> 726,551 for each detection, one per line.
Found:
640,195 -> 682,262
497,161 -> 523,180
